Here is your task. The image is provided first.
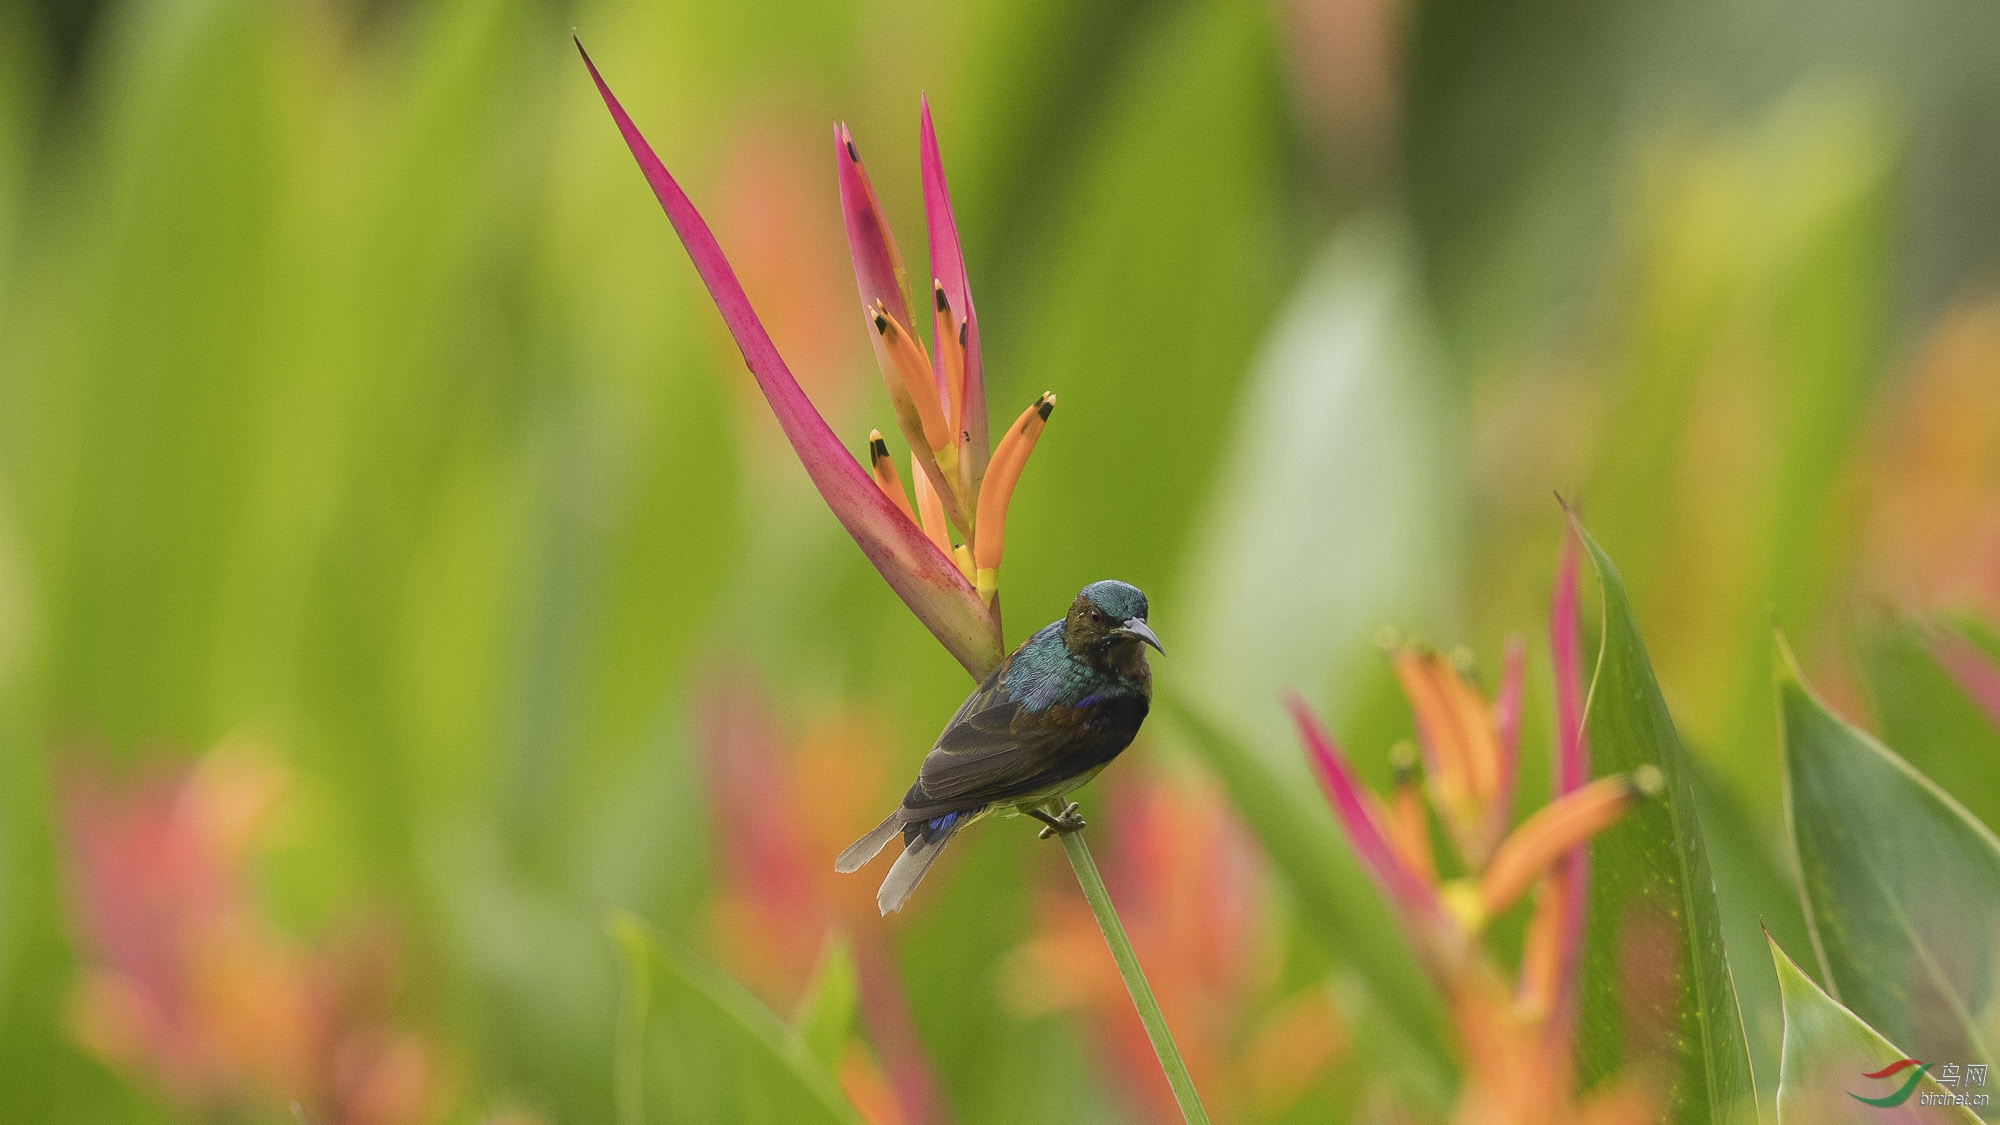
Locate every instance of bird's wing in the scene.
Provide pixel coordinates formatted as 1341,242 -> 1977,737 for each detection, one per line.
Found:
902,678 -> 1141,817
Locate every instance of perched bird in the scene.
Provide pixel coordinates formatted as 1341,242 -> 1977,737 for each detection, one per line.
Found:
838,580 -> 1162,914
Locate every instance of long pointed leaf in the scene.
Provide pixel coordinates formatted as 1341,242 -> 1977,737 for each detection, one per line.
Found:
1861,621 -> 2000,837
1572,517 -> 1758,1123
609,912 -> 864,1125
792,933 -> 859,1071
578,43 -> 1001,678
1779,636 -> 2000,1081
1769,935 -> 1979,1123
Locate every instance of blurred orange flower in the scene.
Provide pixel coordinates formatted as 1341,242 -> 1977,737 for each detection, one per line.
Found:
60,742 -> 442,1125
1855,296 -> 2000,616
1002,768 -> 1347,1120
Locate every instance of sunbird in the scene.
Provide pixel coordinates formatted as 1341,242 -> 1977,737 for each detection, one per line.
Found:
838,580 -> 1162,914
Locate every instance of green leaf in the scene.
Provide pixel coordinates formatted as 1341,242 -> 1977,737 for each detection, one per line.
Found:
607,912 -> 863,1125
990,0 -> 1291,626
1769,934 -> 1980,1123
1574,520 -> 1758,1123
1691,753 -> 1814,1120
1858,621 -> 2000,837
611,914 -> 652,1125
791,933 -> 859,1072
1778,637 -> 2000,1082
1156,692 -> 1452,1088
1172,216 -> 1459,758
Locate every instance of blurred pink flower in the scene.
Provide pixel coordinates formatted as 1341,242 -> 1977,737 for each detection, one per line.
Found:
713,120 -> 869,415
60,742 -> 442,1125
695,680 -> 945,1125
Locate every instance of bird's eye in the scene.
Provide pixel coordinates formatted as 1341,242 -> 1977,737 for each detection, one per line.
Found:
1089,610 -> 1102,623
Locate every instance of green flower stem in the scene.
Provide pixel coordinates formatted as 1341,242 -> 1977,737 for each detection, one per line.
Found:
1057,827 -> 1211,1124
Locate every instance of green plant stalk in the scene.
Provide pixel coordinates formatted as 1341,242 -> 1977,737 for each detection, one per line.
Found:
1057,827 -> 1211,1124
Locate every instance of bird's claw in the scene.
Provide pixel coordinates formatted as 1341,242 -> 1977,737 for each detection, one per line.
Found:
1031,801 -> 1087,839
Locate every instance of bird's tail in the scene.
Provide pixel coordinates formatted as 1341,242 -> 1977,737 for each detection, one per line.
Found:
876,813 -> 968,915
835,810 -> 904,873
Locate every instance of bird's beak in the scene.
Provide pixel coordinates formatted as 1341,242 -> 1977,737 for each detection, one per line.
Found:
1119,617 -> 1164,655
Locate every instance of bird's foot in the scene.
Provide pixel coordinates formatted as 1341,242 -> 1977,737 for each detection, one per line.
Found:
1030,801 -> 1087,839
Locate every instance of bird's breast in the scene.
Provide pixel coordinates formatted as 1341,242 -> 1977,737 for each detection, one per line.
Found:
1043,691 -> 1149,740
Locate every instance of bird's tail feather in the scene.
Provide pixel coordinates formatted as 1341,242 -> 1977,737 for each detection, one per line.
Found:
877,817 -> 963,915
835,811 -> 903,873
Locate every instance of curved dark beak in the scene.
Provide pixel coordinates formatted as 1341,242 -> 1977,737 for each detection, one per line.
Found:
1119,617 -> 1164,655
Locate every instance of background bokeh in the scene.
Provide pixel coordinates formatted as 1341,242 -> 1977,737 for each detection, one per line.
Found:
3,0 -> 1999,1119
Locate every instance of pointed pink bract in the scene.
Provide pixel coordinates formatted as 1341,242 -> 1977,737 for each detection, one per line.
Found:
1489,635 -> 1526,850
919,98 -> 988,471
1546,522 -> 1592,1045
578,42 -> 1002,679
1288,694 -> 1445,930
834,123 -> 917,338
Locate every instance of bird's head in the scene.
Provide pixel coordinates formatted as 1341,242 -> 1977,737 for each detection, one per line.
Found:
1062,580 -> 1163,667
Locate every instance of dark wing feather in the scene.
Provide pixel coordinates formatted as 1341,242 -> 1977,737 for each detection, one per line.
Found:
901,676 -> 1146,818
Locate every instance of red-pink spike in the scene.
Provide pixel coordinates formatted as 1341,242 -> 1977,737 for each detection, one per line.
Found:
578,41 -> 1000,679
1289,694 -> 1448,935
919,97 -> 988,491
1546,518 -> 1592,1047
835,122 -> 915,334
1486,635 -> 1527,853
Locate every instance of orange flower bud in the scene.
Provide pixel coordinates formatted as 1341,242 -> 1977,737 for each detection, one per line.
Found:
871,302 -> 954,466
912,451 -> 953,562
866,430 -> 918,526
1477,767 -> 1663,921
971,393 -> 1053,600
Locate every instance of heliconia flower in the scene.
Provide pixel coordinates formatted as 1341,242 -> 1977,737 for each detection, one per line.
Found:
694,680 -> 946,1125
59,743 -> 442,1125
1288,530 -> 1662,1122
579,42 -> 1056,680
1386,641 -> 1523,868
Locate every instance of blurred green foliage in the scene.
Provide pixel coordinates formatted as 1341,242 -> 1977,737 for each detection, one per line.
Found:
6,0 -> 2000,1119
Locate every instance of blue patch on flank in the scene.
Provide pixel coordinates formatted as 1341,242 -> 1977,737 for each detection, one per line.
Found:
928,811 -> 962,833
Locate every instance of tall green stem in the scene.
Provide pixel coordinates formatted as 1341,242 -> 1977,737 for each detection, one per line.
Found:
1057,828 -> 1211,1124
